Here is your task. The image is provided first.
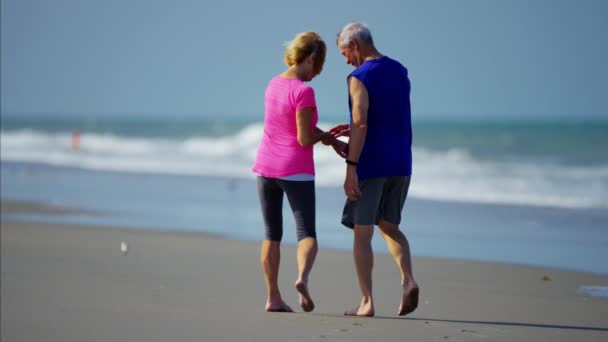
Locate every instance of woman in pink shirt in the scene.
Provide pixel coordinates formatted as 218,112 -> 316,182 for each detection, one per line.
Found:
253,32 -> 342,313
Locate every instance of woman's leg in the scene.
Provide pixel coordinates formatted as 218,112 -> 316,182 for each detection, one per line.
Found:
282,180 -> 317,312
257,177 -> 292,312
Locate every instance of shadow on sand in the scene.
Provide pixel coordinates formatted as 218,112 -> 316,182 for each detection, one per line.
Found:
309,313 -> 608,332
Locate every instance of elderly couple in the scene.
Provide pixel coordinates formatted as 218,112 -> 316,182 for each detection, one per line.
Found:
252,22 -> 418,317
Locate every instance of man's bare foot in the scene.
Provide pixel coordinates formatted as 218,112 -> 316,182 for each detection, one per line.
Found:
398,284 -> 419,316
344,299 -> 374,317
265,298 -> 293,312
295,280 -> 315,312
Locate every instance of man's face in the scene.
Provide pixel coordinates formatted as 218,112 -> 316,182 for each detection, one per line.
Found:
339,42 -> 359,67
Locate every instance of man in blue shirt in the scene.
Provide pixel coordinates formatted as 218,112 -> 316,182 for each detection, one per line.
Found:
330,21 -> 419,317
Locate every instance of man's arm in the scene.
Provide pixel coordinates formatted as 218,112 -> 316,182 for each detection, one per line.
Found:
344,76 -> 369,200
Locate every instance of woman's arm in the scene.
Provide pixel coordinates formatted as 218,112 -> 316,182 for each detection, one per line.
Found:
296,108 -> 332,146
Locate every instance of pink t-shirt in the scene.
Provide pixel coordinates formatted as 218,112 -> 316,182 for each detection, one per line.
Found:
252,76 -> 318,178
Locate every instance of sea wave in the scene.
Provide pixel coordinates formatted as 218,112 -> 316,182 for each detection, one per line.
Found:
2,126 -> 607,209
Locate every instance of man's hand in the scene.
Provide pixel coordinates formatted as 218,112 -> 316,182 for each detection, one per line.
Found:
344,166 -> 361,200
329,124 -> 351,138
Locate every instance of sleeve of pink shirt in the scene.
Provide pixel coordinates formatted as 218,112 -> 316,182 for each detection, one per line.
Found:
295,85 -> 316,111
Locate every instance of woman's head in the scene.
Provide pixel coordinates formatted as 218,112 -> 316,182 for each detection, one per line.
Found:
284,32 -> 326,78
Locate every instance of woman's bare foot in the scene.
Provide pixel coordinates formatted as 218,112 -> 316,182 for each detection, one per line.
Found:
295,280 -> 315,312
265,298 -> 293,312
398,283 -> 419,316
344,298 -> 374,317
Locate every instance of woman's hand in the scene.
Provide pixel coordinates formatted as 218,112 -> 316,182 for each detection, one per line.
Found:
330,139 -> 348,159
329,124 -> 350,138
319,132 -> 335,145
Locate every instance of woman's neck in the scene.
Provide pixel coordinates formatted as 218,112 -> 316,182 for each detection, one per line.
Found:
281,66 -> 306,81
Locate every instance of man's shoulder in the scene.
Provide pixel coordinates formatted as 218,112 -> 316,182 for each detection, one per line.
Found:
349,57 -> 409,84
382,56 -> 407,71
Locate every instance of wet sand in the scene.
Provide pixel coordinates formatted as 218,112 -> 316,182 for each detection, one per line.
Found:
1,200 -> 607,341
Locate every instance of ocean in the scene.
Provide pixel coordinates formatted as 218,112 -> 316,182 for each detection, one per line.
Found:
1,113 -> 607,274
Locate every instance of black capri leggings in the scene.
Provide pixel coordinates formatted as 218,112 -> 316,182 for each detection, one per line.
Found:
257,176 -> 316,242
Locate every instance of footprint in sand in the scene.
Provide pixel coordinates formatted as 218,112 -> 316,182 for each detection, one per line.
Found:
424,320 -> 449,328
460,329 -> 488,338
313,327 -> 352,340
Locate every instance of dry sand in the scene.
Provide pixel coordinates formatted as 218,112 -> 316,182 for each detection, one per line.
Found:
1,200 -> 607,341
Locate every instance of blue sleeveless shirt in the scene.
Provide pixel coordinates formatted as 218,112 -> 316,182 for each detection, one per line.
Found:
348,56 -> 412,179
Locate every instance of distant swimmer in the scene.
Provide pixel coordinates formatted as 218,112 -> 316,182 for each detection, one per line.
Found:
71,129 -> 80,151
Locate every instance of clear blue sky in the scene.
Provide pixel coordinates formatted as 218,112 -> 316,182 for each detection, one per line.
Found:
2,0 -> 607,120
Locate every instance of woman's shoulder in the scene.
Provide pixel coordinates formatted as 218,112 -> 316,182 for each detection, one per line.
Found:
266,76 -> 314,99
267,75 -> 284,86
292,80 -> 314,94
265,76 -> 290,94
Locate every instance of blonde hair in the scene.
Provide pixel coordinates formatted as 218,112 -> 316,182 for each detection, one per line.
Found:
284,32 -> 327,74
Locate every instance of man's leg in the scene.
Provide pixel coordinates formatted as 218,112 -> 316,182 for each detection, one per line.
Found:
260,240 -> 293,312
378,220 -> 419,316
345,224 -> 375,317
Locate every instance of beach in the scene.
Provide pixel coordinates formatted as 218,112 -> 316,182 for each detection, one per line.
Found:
3,1 -> 608,340
2,200 -> 607,341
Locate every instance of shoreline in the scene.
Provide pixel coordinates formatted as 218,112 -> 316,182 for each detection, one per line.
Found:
2,199 -> 608,341
1,198 -> 607,276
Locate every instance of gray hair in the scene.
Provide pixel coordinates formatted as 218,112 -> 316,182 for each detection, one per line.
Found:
337,21 -> 374,47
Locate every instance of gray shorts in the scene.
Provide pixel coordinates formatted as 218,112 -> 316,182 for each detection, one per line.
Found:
341,176 -> 411,229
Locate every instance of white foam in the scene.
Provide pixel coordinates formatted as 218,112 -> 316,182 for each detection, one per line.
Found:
576,286 -> 608,298
2,126 -> 608,209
